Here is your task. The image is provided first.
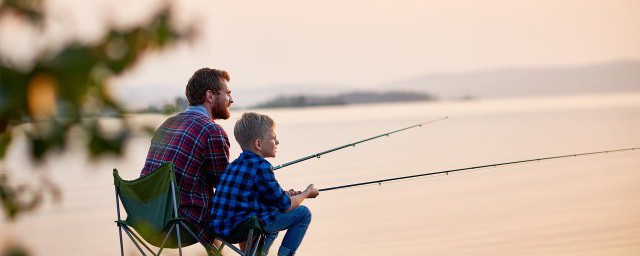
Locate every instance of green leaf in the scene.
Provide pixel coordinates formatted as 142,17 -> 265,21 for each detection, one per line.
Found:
0,131 -> 11,158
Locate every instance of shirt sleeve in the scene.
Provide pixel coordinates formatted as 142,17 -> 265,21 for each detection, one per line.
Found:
205,127 -> 230,187
254,162 -> 291,212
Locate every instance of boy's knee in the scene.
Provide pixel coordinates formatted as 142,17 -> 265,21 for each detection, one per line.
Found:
297,205 -> 312,222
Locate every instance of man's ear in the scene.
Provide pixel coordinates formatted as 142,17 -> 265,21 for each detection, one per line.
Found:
254,138 -> 262,151
205,90 -> 215,103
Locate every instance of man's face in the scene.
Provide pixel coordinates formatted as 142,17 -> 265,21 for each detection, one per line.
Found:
210,80 -> 233,120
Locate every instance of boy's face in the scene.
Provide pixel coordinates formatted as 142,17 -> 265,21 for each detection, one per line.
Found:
258,126 -> 279,158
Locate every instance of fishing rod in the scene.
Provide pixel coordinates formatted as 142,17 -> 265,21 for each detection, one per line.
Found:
272,116 -> 449,171
319,147 -> 639,192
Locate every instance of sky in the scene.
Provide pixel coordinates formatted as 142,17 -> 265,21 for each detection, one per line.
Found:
3,0 -> 640,107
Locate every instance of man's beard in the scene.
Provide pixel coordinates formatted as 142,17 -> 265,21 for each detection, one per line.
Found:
211,102 -> 231,120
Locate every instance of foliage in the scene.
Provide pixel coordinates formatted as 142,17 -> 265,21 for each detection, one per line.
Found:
134,96 -> 189,115
0,243 -> 30,256
0,0 -> 194,220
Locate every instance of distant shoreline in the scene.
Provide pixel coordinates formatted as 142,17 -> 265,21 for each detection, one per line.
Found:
252,90 -> 437,109
118,60 -> 640,110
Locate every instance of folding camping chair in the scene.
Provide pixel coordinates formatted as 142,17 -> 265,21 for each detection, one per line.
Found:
113,162 -> 265,256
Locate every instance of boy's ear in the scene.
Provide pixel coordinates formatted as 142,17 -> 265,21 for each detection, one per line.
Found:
253,138 -> 262,150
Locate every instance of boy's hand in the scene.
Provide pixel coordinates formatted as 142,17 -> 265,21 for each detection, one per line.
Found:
304,184 -> 320,199
286,184 -> 319,212
286,189 -> 302,196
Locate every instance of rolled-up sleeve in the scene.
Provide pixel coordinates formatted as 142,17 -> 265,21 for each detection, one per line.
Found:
254,163 -> 291,212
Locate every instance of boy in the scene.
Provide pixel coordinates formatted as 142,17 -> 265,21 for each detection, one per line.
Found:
211,112 -> 319,256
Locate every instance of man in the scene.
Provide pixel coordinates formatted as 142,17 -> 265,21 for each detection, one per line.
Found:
140,68 -> 234,246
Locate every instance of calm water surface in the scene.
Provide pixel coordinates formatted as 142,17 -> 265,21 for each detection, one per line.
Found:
1,93 -> 639,255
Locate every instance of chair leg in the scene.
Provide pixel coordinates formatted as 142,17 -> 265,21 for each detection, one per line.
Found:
118,224 -> 125,256
169,181 -> 183,256
121,226 -> 149,256
115,189 -> 125,256
176,223 -> 183,256
125,226 -> 157,255
245,229 -> 254,255
157,225 -> 176,255
249,233 -> 262,256
179,222 -> 224,256
221,240 -> 245,255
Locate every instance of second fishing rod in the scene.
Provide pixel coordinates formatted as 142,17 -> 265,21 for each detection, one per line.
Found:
318,147 -> 639,191
272,116 -> 449,171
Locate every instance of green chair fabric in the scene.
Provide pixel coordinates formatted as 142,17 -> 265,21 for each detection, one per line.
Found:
114,162 -> 217,255
113,162 -> 265,256
114,162 -> 196,248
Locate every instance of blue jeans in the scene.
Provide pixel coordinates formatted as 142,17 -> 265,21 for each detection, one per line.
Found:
261,205 -> 312,256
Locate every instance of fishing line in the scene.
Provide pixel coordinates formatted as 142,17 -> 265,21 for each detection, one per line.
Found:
319,147 -> 639,192
272,116 -> 449,171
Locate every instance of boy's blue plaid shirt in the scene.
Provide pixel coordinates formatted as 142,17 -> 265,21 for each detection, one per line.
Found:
210,150 -> 291,237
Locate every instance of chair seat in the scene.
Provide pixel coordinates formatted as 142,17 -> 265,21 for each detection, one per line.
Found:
222,216 -> 264,244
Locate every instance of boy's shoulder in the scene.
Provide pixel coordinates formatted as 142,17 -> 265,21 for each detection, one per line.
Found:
228,151 -> 273,173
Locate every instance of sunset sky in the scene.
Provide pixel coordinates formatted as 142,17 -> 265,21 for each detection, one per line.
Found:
3,0 -> 640,107
2,3 -> 640,254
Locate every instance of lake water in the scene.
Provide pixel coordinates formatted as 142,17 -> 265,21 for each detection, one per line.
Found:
1,92 -> 639,255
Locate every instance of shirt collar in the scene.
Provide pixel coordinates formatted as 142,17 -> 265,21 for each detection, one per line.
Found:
184,105 -> 211,119
240,150 -> 271,164
241,150 -> 261,159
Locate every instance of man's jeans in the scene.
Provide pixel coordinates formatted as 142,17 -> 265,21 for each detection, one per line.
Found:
262,205 -> 312,256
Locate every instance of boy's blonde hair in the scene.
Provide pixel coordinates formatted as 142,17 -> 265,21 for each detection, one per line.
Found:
234,112 -> 275,150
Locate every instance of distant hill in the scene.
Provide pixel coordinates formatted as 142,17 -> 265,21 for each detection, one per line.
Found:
380,61 -> 640,99
253,91 -> 435,108
117,60 -> 640,109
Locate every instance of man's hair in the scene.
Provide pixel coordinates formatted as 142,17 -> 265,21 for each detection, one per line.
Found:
234,112 -> 275,150
185,68 -> 230,106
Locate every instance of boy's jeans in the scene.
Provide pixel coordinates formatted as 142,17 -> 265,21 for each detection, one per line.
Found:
261,205 -> 312,256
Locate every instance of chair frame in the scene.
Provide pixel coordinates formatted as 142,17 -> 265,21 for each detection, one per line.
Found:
114,168 -> 265,256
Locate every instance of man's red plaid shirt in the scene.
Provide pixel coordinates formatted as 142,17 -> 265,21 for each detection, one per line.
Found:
141,108 -> 229,245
